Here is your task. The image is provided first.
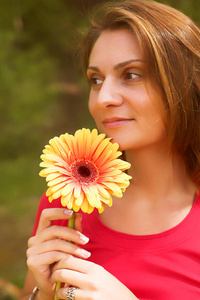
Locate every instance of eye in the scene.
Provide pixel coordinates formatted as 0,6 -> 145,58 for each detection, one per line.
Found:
90,77 -> 103,85
88,75 -> 104,89
124,71 -> 141,81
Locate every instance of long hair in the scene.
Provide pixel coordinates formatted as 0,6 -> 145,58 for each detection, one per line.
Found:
79,0 -> 200,187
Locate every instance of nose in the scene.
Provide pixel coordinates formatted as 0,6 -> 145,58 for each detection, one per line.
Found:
97,77 -> 123,108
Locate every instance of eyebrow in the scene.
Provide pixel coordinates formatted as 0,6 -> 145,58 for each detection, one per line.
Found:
87,59 -> 143,72
114,59 -> 144,70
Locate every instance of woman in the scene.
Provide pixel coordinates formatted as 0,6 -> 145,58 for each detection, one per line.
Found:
20,0 -> 200,299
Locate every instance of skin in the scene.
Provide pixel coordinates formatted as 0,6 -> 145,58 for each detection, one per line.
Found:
87,29 -> 167,153
20,29 -> 196,300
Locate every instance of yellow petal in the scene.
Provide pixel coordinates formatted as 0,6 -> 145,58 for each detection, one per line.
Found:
75,189 -> 84,206
74,184 -> 81,199
61,196 -> 68,207
100,193 -> 112,206
39,169 -> 48,177
70,135 -> 80,159
66,193 -> 75,210
40,161 -> 55,168
80,197 -> 89,213
39,166 -> 69,176
94,141 -> 120,167
49,181 -> 66,192
61,133 -> 75,157
100,159 -> 131,171
91,128 -> 98,139
92,138 -> 111,162
90,133 -> 106,157
49,137 -> 63,156
72,202 -> 81,212
96,184 -> 111,199
74,129 -> 84,158
52,189 -> 62,199
100,168 -> 121,177
62,182 -> 75,196
85,130 -> 93,158
46,187 -> 53,197
103,182 -> 123,198
47,176 -> 68,187
86,203 -> 95,214
61,190 -> 73,206
48,194 -> 54,202
95,149 -> 113,168
46,173 -> 62,181
98,202 -> 105,214
82,185 -> 101,208
42,154 -> 69,169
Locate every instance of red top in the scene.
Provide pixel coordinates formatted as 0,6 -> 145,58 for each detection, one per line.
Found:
32,193 -> 200,299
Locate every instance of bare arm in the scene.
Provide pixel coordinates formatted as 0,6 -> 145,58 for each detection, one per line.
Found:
19,270 -> 36,300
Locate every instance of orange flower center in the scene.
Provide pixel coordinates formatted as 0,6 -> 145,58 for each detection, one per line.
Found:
71,159 -> 99,183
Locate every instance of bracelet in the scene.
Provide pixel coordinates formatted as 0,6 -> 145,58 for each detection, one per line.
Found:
29,285 -> 40,300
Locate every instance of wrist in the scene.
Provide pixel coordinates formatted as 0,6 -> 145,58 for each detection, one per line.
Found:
29,286 -> 39,300
29,286 -> 54,300
36,290 -> 54,300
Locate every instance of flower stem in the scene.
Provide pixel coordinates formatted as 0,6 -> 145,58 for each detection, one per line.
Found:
68,212 -> 75,229
54,283 -> 61,300
54,211 -> 75,300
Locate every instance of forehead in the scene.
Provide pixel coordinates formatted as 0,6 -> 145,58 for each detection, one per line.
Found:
89,28 -> 143,66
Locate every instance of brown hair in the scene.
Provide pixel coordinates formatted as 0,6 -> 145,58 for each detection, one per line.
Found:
79,0 -> 200,187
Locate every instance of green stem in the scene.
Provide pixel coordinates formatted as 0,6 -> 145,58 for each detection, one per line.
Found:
68,213 -> 75,229
54,211 -> 75,300
54,283 -> 61,300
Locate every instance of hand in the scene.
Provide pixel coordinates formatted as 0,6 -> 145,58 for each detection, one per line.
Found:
51,255 -> 138,300
26,208 -> 91,300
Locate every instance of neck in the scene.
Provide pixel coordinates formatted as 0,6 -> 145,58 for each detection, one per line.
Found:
100,145 -> 196,235
124,145 -> 196,202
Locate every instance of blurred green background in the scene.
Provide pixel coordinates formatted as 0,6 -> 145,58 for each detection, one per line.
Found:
0,0 -> 199,298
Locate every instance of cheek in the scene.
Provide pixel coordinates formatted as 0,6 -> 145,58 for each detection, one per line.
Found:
88,99 -> 93,116
88,97 -> 97,120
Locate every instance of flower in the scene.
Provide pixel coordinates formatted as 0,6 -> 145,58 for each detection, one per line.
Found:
39,128 -> 132,214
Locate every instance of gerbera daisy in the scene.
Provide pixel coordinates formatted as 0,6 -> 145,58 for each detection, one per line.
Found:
39,128 -> 132,214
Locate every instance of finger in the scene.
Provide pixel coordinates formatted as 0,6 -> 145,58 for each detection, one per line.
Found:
51,268 -> 86,289
36,225 -> 89,245
56,286 -> 95,300
58,287 -> 94,300
36,208 -> 74,234
74,213 -> 82,232
56,287 -> 83,300
27,238 -> 91,259
53,254 -> 95,274
27,251 -> 68,272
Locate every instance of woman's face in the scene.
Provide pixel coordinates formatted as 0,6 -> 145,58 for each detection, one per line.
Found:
87,28 -> 167,151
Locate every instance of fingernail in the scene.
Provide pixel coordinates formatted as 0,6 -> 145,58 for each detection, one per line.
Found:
64,209 -> 73,216
81,249 -> 91,258
79,234 -> 89,244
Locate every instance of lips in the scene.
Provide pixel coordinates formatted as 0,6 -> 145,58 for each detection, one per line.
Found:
103,117 -> 134,129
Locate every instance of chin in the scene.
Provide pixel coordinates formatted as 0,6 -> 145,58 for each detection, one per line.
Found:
109,137 -> 129,152
96,126 -> 130,151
